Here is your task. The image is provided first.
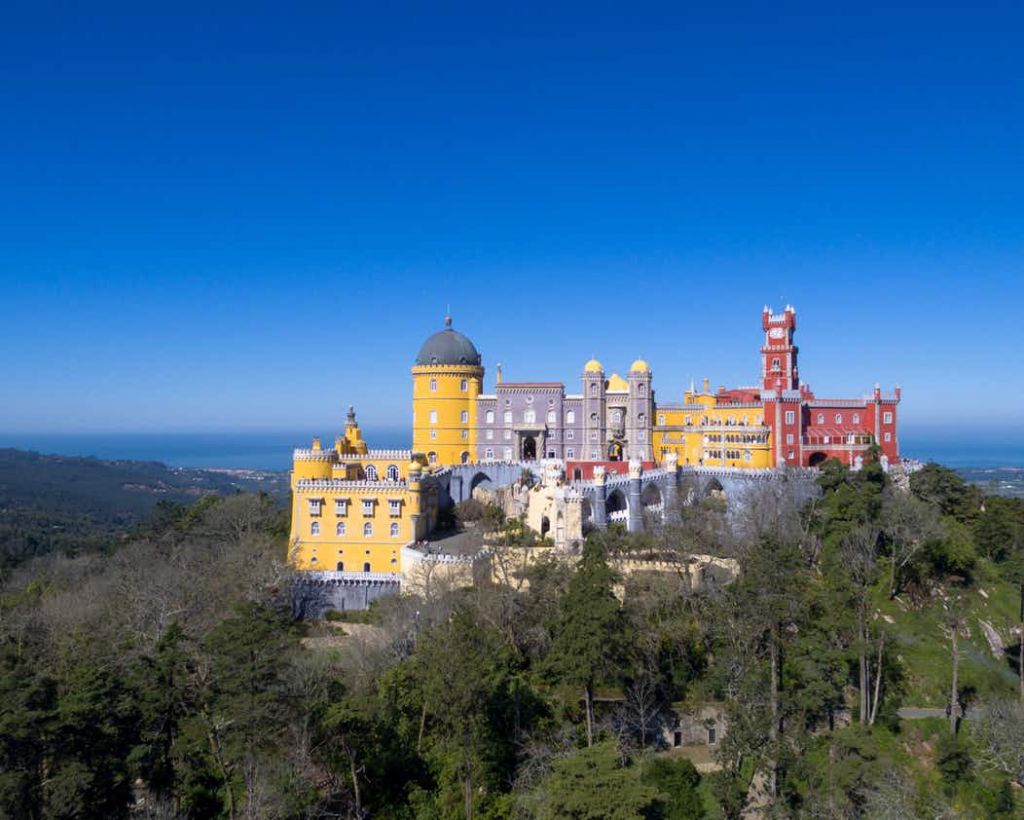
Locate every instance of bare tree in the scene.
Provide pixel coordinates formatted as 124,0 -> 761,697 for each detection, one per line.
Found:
969,698 -> 1024,787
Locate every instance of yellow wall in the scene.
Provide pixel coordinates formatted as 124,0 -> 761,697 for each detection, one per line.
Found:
290,481 -> 423,573
411,364 -> 482,467
653,392 -> 772,469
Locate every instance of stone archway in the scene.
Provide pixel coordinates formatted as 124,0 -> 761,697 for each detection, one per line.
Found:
808,451 -> 829,468
607,488 -> 629,526
522,435 -> 537,461
641,483 -> 664,521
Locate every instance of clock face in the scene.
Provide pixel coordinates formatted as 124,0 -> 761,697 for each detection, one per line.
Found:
769,327 -> 785,339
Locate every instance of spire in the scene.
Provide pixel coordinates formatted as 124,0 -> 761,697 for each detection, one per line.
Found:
444,304 -> 452,327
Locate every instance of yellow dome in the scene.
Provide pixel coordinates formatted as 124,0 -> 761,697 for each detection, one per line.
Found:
630,359 -> 651,373
584,359 -> 604,372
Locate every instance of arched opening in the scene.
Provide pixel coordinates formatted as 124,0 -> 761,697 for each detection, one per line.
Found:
572,467 -> 583,481
336,561 -> 344,571
704,478 -> 725,500
641,483 -> 664,521
607,488 -> 629,525
362,562 -> 371,573
541,515 -> 550,538
460,451 -> 470,464
522,435 -> 537,461
808,451 -> 829,468
470,472 -> 493,501
608,440 -> 623,461
581,498 -> 593,531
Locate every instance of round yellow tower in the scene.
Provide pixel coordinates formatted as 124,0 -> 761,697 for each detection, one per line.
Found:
411,315 -> 483,467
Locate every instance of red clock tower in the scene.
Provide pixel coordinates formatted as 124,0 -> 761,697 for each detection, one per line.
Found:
761,305 -> 799,391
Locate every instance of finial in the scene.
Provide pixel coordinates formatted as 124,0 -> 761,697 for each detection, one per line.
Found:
444,304 -> 452,327
347,405 -> 356,424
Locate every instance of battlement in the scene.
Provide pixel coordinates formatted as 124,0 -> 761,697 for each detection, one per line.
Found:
294,479 -> 409,492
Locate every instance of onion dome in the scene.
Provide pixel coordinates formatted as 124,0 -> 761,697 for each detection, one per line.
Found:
630,359 -> 651,373
415,315 -> 481,366
584,358 -> 604,372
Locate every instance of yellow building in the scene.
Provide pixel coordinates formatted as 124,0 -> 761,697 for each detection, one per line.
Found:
411,315 -> 483,467
289,407 -> 438,573
652,379 -> 773,469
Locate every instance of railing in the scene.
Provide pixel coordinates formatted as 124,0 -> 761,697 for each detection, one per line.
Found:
297,570 -> 400,583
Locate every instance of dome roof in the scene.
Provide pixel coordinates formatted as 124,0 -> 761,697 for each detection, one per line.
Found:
584,359 -> 604,373
630,359 -> 651,373
415,316 -> 481,366
606,373 -> 629,392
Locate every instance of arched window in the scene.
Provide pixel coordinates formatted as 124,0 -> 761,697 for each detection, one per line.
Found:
590,412 -> 598,423
639,384 -> 646,395
363,522 -> 373,537
460,451 -> 470,464
363,562 -> 371,572
590,383 -> 598,396
566,410 -> 575,424
638,413 -> 646,425
835,413 -> 843,424
612,410 -> 622,424
546,410 -> 556,423
524,410 -> 536,423
460,379 -> 468,392
503,410 -> 512,424
365,465 -> 378,481
428,451 -> 437,464
853,413 -> 860,424
336,561 -> 344,571
390,522 -> 399,537
336,522 -> 346,536
429,378 -> 438,392
486,409 -> 494,423
310,521 -> 320,536
460,410 -> 469,423
385,464 -> 399,481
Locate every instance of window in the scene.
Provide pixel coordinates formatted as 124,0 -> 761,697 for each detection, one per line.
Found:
566,410 -> 576,424
786,433 -> 794,445
363,562 -> 371,572
639,431 -> 646,441
548,398 -> 555,406
504,429 -> 511,440
460,410 -> 469,423
503,447 -> 512,460
386,464 -> 400,481
590,412 -> 598,423
388,500 -> 401,516
461,429 -> 468,439
590,450 -> 599,459
884,412 -> 893,424
503,410 -> 512,424
547,410 -> 556,424
485,448 -> 494,459
817,413 -> 824,424
853,413 -> 860,424
744,451 -> 752,462
363,522 -> 373,537
334,498 -> 348,515
566,430 -> 574,441
364,464 -> 378,481
390,522 -> 400,537
460,379 -> 468,392
429,410 -> 438,424
658,414 -> 665,425
611,410 -> 622,424
772,357 -> 780,370
639,384 -> 646,395
486,429 -> 493,440
308,499 -> 323,516
428,452 -> 437,464
336,561 -> 344,571
884,432 -> 892,442
429,378 -> 438,392
567,447 -> 574,458
785,410 -> 795,424
684,415 -> 691,425
638,413 -> 646,425
590,383 -> 597,396
590,431 -> 597,441
362,499 -> 374,515
336,522 -> 346,536
524,410 -> 536,423
310,521 -> 320,536
461,451 -> 470,463
526,394 -> 534,404
486,409 -> 494,424
430,430 -> 437,439
835,413 -> 843,424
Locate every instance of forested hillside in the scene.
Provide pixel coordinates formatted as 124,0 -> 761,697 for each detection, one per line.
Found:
0,448 -> 287,570
1,456 -> 1023,818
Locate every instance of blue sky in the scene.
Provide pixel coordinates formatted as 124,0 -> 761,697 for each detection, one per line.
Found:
1,1 -> 1022,434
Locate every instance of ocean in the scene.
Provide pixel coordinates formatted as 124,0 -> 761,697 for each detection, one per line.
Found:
0,428 -> 1021,471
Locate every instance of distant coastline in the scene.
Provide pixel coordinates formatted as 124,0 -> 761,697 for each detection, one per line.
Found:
1,428 -> 1022,473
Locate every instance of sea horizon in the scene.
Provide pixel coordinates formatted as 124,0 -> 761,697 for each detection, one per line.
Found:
1,426 -> 1022,472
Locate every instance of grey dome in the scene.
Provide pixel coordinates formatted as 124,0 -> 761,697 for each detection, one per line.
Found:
415,318 -> 481,366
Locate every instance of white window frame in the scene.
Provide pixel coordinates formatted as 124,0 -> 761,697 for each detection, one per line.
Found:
388,499 -> 401,517
566,410 -> 576,424
485,447 -> 494,459
429,378 -> 438,392
460,410 -> 469,423
390,522 -> 400,537
362,499 -> 374,516
310,521 -> 320,536
308,498 -> 323,516
334,498 -> 348,515
336,522 -> 346,536
363,522 -> 373,537
884,412 -> 893,424
486,410 -> 494,423
385,465 -> 400,481
429,410 -> 438,424
785,410 -> 795,424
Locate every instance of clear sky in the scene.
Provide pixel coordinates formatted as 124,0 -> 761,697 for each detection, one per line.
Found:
1,1 -> 1022,434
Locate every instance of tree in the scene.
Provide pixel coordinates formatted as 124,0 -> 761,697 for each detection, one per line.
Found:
546,538 -> 624,747
969,698 -> 1024,787
0,647 -> 54,819
643,756 -> 705,819
535,741 -> 662,820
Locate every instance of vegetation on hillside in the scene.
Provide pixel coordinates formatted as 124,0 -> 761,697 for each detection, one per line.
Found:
0,453 -> 1022,818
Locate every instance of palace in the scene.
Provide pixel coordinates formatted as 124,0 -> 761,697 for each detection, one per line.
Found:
289,306 -> 900,575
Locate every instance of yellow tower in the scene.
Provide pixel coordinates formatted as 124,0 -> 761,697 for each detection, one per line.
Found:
411,315 -> 483,467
